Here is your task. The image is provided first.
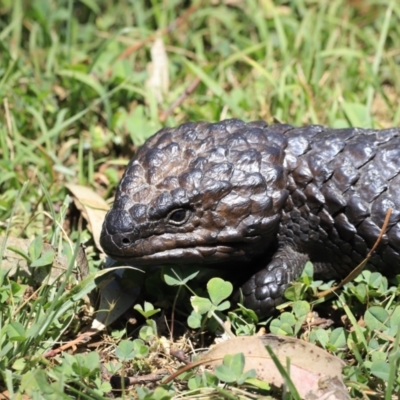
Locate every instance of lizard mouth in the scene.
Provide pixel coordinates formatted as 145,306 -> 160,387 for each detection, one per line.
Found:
100,224 -> 267,266
102,242 -> 252,266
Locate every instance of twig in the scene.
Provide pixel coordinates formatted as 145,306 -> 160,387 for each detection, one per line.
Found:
44,329 -> 99,357
110,372 -> 167,388
170,349 -> 190,365
107,3 -> 202,76
160,77 -> 201,122
163,358 -> 205,385
3,97 -> 12,135
317,208 -> 392,298
126,372 -> 166,384
3,97 -> 15,160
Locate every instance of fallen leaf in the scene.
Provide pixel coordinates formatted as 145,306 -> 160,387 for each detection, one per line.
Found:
203,335 -> 348,399
65,183 -> 109,252
94,267 -> 142,327
146,37 -> 169,103
0,388 -> 30,399
65,184 -> 147,327
165,334 -> 348,400
0,236 -> 87,284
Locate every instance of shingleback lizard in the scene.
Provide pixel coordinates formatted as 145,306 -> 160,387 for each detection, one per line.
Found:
100,119 -> 400,318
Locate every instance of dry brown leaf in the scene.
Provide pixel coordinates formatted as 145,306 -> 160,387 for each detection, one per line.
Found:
0,389 -> 30,400
146,37 -> 169,103
65,183 -> 109,252
0,236 -> 88,283
94,268 -> 142,327
66,185 -> 146,328
199,335 -> 348,400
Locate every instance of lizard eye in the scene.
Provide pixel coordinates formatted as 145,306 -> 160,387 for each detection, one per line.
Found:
167,208 -> 189,225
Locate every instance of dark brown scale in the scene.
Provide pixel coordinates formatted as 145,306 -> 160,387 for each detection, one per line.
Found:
100,119 -> 400,318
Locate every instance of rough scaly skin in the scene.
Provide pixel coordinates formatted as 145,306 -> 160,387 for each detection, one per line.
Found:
100,119 -> 400,318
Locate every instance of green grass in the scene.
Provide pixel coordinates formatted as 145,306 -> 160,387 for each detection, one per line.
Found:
1,0 -> 400,398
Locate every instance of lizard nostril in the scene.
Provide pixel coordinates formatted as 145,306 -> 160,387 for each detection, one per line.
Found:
121,237 -> 130,245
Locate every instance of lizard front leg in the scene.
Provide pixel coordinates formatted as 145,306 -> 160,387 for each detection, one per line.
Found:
240,247 -> 309,318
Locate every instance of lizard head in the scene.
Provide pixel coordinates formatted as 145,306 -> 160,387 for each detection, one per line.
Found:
100,119 -> 289,266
